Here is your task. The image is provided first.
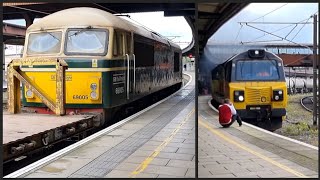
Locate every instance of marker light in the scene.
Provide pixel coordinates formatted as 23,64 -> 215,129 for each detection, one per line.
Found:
26,89 -> 34,98
90,83 -> 97,90
273,89 -> 284,101
234,90 -> 245,102
90,91 -> 97,99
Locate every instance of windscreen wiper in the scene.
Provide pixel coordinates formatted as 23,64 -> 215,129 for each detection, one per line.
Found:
68,26 -> 93,37
40,28 -> 60,42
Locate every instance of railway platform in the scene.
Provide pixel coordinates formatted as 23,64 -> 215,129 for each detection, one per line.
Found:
3,112 -> 97,163
198,95 -> 318,178
6,71 -> 195,178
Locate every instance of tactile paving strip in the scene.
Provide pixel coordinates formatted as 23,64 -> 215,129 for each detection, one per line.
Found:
69,89 -> 195,178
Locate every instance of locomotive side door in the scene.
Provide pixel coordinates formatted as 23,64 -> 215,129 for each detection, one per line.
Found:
124,32 -> 135,99
113,30 -> 133,101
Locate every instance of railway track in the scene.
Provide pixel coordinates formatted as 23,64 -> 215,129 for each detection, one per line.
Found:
301,96 -> 313,112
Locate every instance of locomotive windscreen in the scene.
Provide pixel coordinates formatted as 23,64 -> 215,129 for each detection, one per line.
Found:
235,60 -> 280,81
27,32 -> 62,54
66,29 -> 109,55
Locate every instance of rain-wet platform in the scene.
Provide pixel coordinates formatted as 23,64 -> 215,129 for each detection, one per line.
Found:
198,95 -> 318,178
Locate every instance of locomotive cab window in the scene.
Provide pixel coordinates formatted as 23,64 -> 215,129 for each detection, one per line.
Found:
113,30 -> 125,56
65,29 -> 108,55
235,60 -> 280,81
126,33 -> 132,54
27,31 -> 62,55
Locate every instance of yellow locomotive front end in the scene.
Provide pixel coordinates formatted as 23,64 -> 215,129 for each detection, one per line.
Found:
230,50 -> 287,130
230,81 -> 287,129
23,71 -> 102,105
20,27 -> 109,115
211,49 -> 287,131
12,8 -> 125,117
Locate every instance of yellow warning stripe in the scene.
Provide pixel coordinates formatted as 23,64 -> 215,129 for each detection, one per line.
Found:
130,108 -> 195,177
199,117 -> 308,178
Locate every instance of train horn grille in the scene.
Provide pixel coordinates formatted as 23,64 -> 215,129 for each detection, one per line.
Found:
246,87 -> 271,104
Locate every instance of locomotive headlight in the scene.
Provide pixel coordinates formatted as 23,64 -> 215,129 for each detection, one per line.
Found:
90,91 -> 97,99
90,83 -> 97,90
273,89 -> 283,101
234,90 -> 245,102
26,89 -> 34,98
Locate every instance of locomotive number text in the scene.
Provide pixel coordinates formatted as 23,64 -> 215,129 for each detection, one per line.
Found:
115,87 -> 124,94
73,95 -> 88,99
50,75 -> 72,81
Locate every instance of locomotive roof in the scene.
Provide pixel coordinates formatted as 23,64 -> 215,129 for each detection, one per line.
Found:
225,50 -> 282,64
27,7 -> 180,49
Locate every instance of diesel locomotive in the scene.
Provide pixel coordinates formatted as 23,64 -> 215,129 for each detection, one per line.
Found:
211,49 -> 288,131
18,7 -> 182,126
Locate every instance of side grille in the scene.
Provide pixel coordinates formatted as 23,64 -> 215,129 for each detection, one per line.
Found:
246,88 -> 271,104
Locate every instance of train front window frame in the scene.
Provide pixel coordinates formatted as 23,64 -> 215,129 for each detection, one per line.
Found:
65,28 -> 109,56
26,31 -> 62,55
235,59 -> 280,81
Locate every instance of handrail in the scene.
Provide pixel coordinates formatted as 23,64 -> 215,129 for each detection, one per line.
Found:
7,57 -> 68,115
133,54 -> 136,92
125,54 -> 130,99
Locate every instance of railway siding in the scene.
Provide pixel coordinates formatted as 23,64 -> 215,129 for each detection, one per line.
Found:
275,93 -> 318,147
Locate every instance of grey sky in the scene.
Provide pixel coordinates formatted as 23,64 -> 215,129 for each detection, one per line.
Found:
121,12 -> 192,49
209,3 -> 318,45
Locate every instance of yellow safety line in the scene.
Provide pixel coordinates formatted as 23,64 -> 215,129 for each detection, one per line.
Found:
199,117 -> 308,178
129,108 -> 195,177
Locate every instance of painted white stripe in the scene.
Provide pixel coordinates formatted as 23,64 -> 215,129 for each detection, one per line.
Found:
207,98 -> 318,150
4,73 -> 192,178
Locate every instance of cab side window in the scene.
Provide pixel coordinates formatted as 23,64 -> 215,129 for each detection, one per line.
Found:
113,30 -> 124,57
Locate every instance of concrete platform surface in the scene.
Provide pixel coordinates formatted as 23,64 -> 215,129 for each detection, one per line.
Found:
22,71 -> 195,178
3,112 -> 94,144
198,95 -> 318,178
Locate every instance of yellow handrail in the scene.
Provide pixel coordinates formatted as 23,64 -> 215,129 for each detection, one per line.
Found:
7,57 -> 68,115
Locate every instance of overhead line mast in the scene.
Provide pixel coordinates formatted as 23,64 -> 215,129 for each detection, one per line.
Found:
312,14 -> 318,126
